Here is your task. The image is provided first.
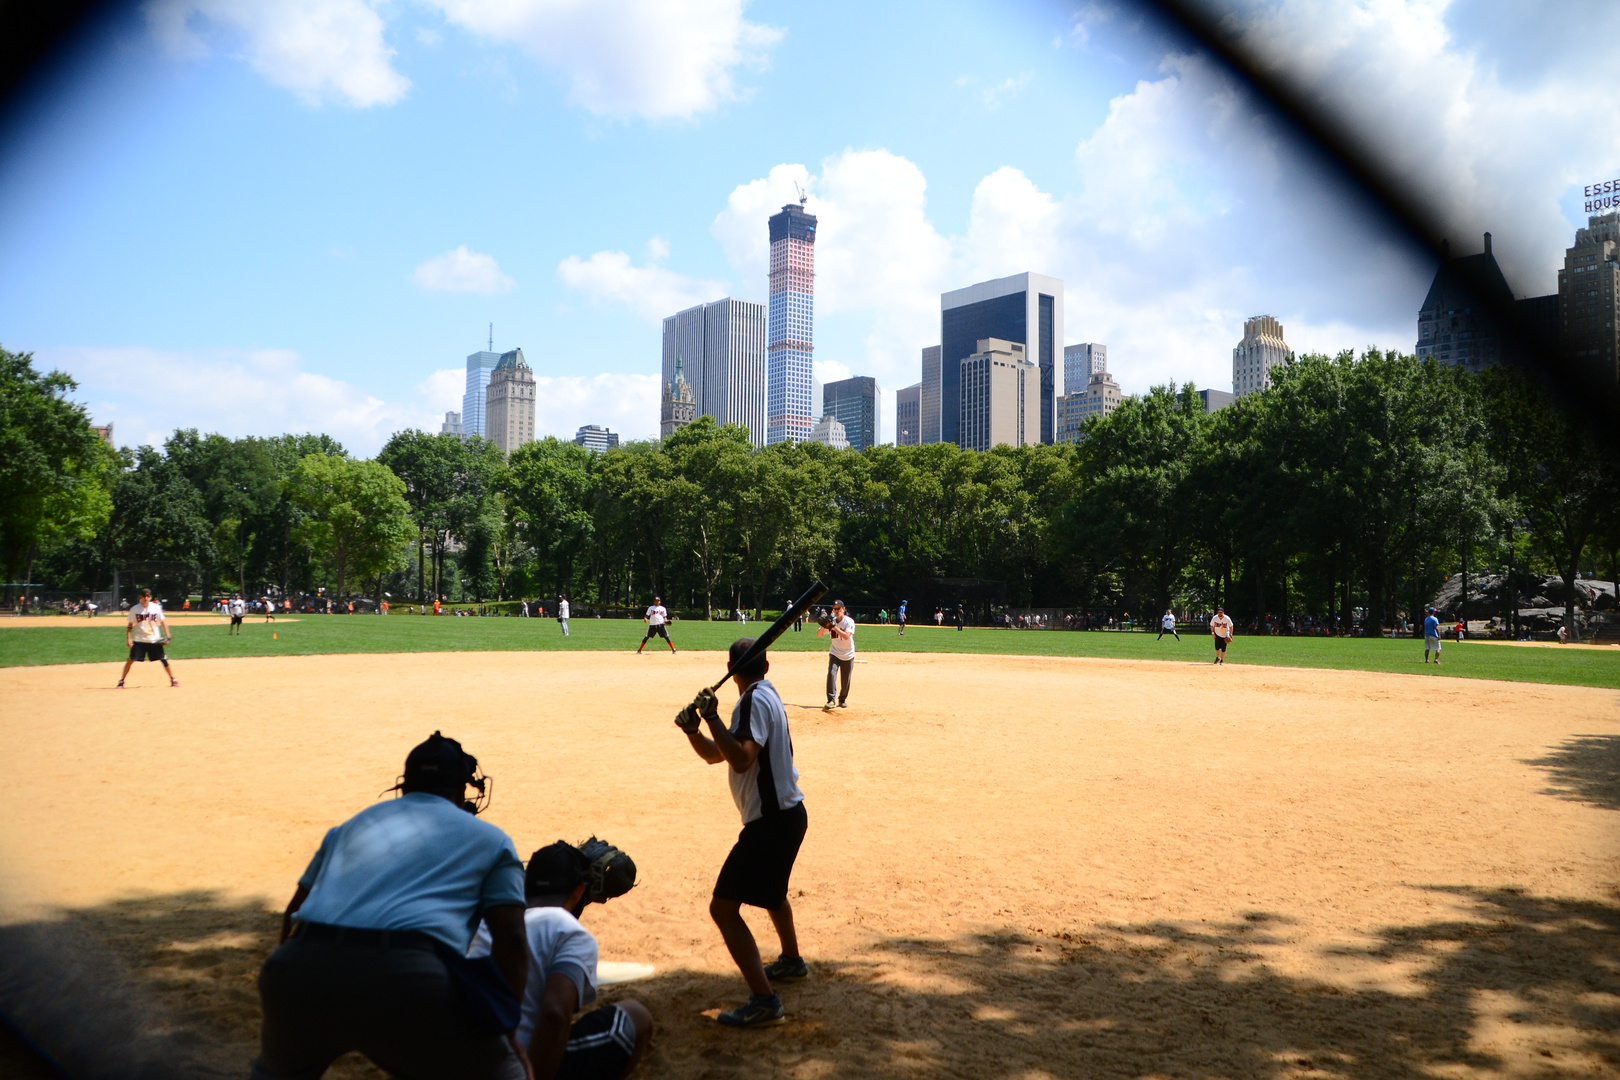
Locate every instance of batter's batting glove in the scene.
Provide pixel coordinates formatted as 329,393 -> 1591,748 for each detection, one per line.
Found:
675,703 -> 702,734
695,688 -> 721,725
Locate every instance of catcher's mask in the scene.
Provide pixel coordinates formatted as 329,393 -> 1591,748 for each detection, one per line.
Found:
389,730 -> 492,815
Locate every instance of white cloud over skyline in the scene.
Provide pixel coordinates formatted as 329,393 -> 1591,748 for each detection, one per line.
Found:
557,246 -> 728,324
144,0 -> 410,107
412,246 -> 517,294
145,0 -> 779,121
46,348 -> 659,457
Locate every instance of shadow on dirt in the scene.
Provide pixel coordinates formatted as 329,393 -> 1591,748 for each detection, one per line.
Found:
2,887 -> 1616,1079
1526,734 -> 1620,811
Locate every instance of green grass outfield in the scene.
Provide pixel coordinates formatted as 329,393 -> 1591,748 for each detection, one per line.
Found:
3,614 -> 1617,689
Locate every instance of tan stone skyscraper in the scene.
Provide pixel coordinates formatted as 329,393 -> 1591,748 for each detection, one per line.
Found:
484,348 -> 535,455
958,338 -> 1036,451
1232,315 -> 1290,398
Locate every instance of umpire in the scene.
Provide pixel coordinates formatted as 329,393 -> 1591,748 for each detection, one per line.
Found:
252,732 -> 528,1080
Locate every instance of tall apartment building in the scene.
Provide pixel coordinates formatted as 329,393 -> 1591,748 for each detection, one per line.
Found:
462,349 -> 501,438
895,383 -> 921,446
1232,316 -> 1291,398
484,349 -> 535,455
1558,212 -> 1620,386
440,411 -> 465,438
573,425 -> 620,453
767,199 -> 817,445
1415,234 -> 1522,372
807,413 -> 849,450
1055,352 -> 1122,443
661,298 -> 768,445
941,273 -> 1063,445
823,375 -> 879,451
959,338 -> 1036,451
660,355 -> 697,438
919,345 -> 942,444
1062,343 -> 1107,396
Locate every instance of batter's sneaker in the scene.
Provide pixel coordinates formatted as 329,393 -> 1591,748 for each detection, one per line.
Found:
717,994 -> 785,1028
764,956 -> 808,983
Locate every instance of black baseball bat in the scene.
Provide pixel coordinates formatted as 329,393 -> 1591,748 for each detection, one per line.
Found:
708,579 -> 828,692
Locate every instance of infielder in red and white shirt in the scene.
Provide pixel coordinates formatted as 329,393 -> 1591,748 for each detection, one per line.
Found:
637,597 -> 676,655
1209,607 -> 1234,665
120,588 -> 178,687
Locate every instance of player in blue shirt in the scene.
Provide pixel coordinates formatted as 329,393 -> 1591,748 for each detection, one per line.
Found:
1423,606 -> 1442,665
252,732 -> 528,1080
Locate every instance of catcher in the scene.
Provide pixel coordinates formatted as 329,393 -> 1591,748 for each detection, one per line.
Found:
469,839 -> 651,1080
676,638 -> 808,1028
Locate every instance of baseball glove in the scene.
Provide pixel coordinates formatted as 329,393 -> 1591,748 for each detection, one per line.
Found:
675,702 -> 701,733
578,836 -> 636,903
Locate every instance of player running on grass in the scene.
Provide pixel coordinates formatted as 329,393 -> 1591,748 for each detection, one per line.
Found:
1209,607 -> 1234,665
636,598 -> 675,655
119,587 -> 178,688
1157,609 -> 1180,642
677,638 -> 808,1028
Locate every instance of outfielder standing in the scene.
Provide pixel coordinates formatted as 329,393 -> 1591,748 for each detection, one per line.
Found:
558,595 -> 570,637
637,597 -> 675,655
677,639 -> 808,1028
817,600 -> 855,709
229,593 -> 246,636
1157,609 -> 1179,642
896,599 -> 907,636
1209,606 -> 1234,665
119,587 -> 177,688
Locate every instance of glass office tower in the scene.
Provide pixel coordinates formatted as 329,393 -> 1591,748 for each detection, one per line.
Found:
823,375 -> 879,451
462,350 -> 501,438
767,201 -> 817,445
939,273 -> 1062,446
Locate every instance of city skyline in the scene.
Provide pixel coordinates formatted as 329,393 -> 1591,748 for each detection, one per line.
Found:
1,2 -> 1613,454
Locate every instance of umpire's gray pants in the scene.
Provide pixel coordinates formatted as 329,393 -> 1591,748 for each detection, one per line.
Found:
251,932 -> 524,1080
827,655 -> 852,704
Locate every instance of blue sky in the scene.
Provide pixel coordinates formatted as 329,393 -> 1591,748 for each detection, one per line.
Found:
0,0 -> 1614,453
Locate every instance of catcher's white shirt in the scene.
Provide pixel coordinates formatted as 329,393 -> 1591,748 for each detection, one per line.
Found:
645,605 -> 667,626
469,906 -> 598,1050
128,601 -> 165,643
1210,614 -> 1234,639
727,679 -> 802,825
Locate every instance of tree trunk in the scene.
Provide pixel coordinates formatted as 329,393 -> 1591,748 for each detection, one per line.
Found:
418,533 -> 425,601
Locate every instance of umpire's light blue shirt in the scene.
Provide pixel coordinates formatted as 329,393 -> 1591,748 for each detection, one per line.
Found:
293,792 -> 526,950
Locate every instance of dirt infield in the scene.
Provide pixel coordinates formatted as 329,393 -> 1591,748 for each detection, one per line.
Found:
2,650 -> 1617,1078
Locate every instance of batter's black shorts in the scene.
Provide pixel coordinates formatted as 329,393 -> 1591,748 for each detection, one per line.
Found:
128,642 -> 167,663
1214,634 -> 1230,653
643,624 -> 670,641
555,1004 -> 637,1080
714,802 -> 808,910
231,615 -> 244,625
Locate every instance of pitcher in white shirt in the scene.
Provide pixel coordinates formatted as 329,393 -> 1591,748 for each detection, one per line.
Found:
1209,607 -> 1234,665
816,600 -> 856,709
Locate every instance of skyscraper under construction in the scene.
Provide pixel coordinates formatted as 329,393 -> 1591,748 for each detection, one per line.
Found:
767,197 -> 817,445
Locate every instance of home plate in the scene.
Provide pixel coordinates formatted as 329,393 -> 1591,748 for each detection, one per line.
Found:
597,961 -> 655,985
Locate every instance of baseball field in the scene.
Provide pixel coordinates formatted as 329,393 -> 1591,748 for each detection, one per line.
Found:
1,626 -> 1617,1078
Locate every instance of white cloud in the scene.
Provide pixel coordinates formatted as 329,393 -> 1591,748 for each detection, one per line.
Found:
556,246 -> 727,324
143,0 -> 409,108
412,246 -> 516,293
45,346 -> 451,456
424,0 -> 782,120
956,71 -> 1034,111
1201,0 -> 1620,295
531,373 -> 661,442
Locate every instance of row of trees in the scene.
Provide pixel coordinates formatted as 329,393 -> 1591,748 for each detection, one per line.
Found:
7,344 -> 1616,631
